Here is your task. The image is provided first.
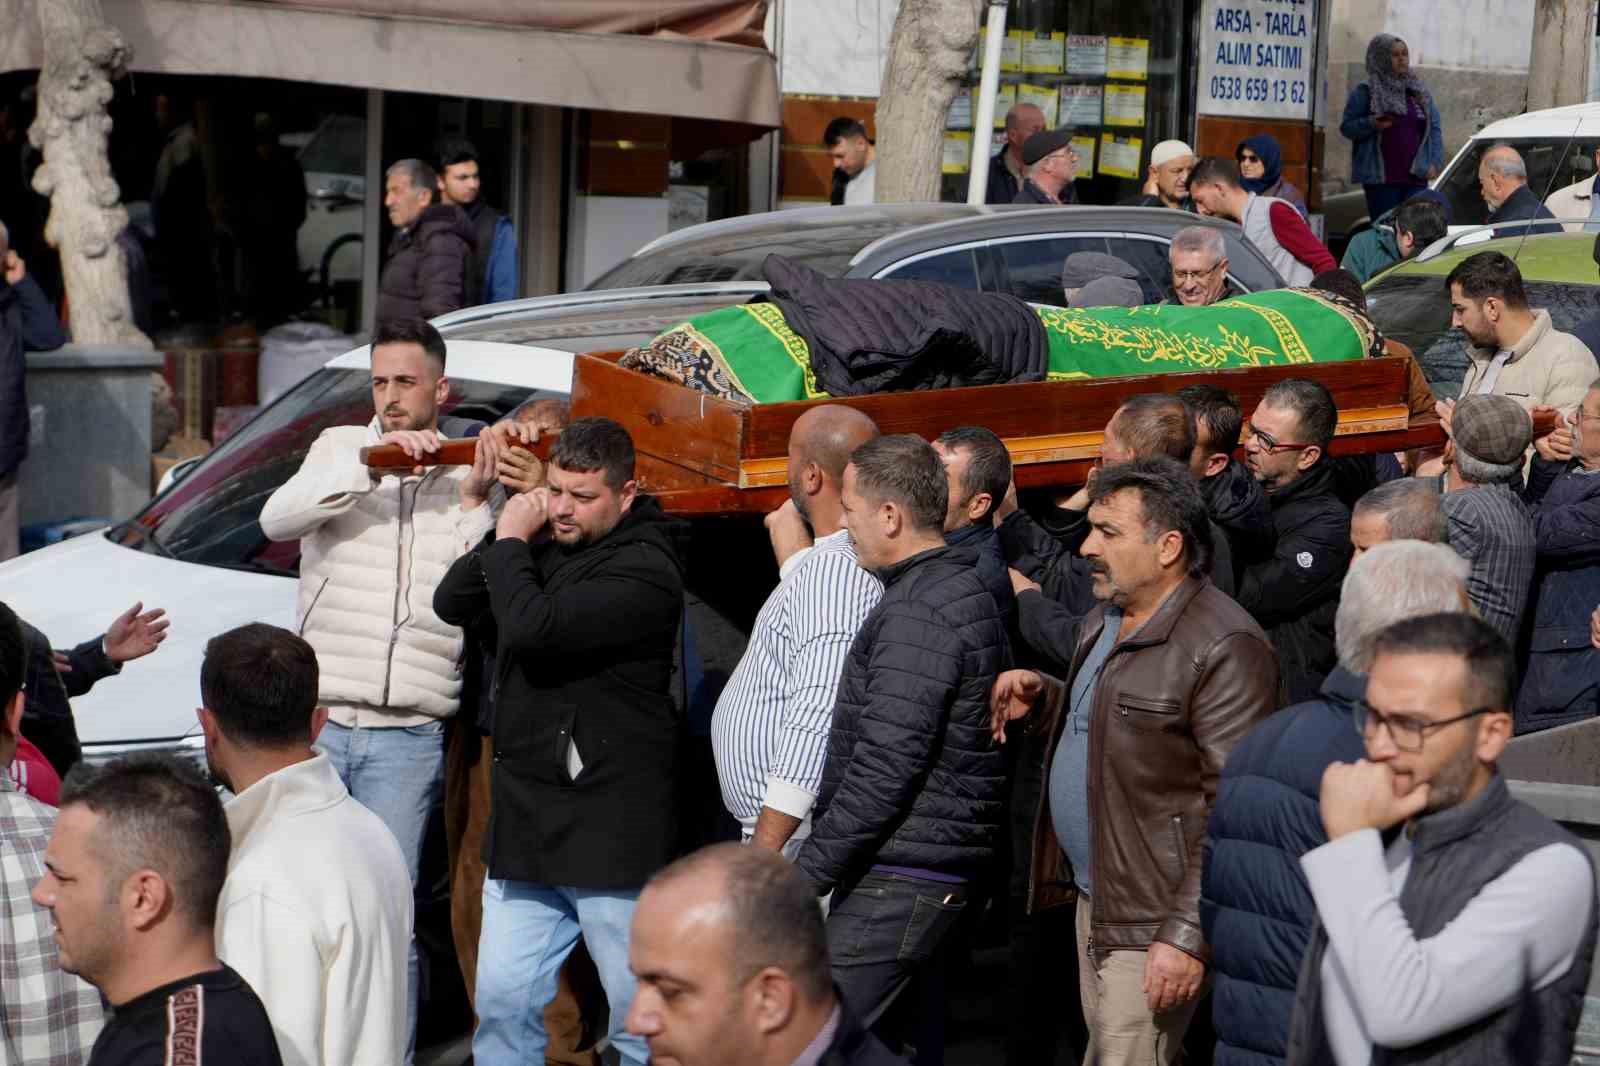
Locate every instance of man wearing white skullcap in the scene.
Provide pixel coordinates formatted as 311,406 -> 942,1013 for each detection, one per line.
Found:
1121,140 -> 1196,211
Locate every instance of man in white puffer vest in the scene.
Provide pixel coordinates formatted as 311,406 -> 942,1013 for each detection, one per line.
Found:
259,316 -> 510,1062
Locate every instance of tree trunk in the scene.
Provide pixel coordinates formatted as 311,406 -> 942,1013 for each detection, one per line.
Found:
1527,0 -> 1594,113
29,0 -> 147,348
874,0 -> 980,203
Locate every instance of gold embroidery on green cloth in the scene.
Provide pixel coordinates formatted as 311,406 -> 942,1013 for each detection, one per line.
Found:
742,303 -> 825,399
1035,306 -> 1279,371
678,322 -> 758,402
1227,302 -> 1314,364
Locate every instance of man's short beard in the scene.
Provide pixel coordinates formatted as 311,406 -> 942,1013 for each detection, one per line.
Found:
1423,738 -> 1481,813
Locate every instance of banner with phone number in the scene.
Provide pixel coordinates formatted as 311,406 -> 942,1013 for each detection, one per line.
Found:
1198,0 -> 1316,120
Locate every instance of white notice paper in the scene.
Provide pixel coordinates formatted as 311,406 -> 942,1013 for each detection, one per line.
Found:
1066,35 -> 1107,76
1059,85 -> 1104,127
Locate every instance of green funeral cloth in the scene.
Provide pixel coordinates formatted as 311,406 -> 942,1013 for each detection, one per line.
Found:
620,289 -> 1377,405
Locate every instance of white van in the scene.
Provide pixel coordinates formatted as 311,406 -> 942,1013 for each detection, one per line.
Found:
1432,101 -> 1600,231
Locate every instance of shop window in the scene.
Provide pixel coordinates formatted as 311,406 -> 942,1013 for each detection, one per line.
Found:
940,0 -> 1186,207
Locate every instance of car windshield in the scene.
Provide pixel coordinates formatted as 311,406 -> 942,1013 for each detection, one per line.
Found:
1366,274 -> 1600,399
1437,137 -> 1597,228
109,368 -> 537,576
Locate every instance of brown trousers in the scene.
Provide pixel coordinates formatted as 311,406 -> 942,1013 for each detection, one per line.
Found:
444,719 -> 602,1066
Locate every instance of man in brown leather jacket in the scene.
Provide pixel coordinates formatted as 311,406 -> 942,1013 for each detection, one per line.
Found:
993,458 -> 1280,1066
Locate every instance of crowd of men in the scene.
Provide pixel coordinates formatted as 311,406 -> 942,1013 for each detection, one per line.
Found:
4,261 -> 1600,1066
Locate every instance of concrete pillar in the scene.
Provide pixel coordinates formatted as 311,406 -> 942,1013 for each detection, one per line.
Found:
20,344 -> 163,525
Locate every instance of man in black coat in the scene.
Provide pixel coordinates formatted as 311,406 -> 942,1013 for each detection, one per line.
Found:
1235,378 -> 1353,703
1177,383 -> 1275,582
1012,128 -> 1080,206
0,229 -> 66,559
1480,144 -> 1562,237
377,158 -> 476,324
434,416 -> 685,1066
627,843 -> 906,1066
794,435 -> 1008,1052
933,426 -> 1015,626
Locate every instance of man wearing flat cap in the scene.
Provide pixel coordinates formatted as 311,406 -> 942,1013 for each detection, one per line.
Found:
1441,392 -> 1537,644
1061,252 -> 1142,306
1014,128 -> 1080,205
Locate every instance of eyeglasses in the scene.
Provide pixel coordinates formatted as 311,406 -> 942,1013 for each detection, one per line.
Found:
1353,700 -> 1495,753
1171,263 -> 1221,284
1238,152 -> 1261,163
1243,422 -> 1313,453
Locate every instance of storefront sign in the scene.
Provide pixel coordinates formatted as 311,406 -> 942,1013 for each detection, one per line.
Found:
1106,37 -> 1149,81
1071,135 -> 1098,178
1018,83 -> 1060,126
942,131 -> 972,174
1023,31 -> 1066,74
1100,134 -> 1144,179
1198,0 -> 1317,119
1104,84 -> 1147,128
1066,35 -> 1107,77
1059,85 -> 1103,127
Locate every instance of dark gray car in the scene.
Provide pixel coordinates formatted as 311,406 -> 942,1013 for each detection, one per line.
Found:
586,203 -> 1284,306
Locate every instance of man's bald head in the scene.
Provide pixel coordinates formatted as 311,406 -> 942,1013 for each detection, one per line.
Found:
791,405 -> 879,481
641,843 -> 832,1002
787,405 -> 879,525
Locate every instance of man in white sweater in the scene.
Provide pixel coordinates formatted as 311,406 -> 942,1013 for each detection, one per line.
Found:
258,316 -> 508,1058
204,622 -> 412,1066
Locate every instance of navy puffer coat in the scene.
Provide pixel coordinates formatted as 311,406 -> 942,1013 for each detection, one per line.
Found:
1200,667 -> 1367,1066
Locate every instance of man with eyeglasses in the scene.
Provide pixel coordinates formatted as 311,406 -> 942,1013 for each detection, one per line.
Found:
1286,611 -> 1597,1066
1518,377 -> 1600,733
1236,379 -> 1352,703
1013,128 -> 1080,206
1201,540 -> 1470,1066
1162,227 -> 1242,307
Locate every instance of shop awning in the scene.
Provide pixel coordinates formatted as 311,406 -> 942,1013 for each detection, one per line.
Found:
1,0 -> 779,128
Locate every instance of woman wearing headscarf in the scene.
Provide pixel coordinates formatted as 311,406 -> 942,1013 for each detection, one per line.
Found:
1237,134 -> 1308,217
1340,33 -> 1444,221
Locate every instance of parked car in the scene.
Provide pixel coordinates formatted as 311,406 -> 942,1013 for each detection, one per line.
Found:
1365,228 -> 1600,400
1431,102 -> 1600,231
587,203 -> 1285,304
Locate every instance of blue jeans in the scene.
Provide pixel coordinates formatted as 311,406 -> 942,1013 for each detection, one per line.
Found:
473,879 -> 646,1066
315,718 -> 446,1063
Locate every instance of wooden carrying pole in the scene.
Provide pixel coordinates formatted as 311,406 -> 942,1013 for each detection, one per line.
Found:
360,436 -> 551,470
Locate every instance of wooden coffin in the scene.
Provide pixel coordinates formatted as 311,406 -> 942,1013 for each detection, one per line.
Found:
560,350 -> 1443,517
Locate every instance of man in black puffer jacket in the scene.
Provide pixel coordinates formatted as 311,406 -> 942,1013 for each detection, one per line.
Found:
1235,379 -> 1352,704
377,158 -> 476,324
795,435 -> 1009,1052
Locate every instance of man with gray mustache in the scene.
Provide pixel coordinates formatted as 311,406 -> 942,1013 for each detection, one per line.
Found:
995,458 -> 1279,1066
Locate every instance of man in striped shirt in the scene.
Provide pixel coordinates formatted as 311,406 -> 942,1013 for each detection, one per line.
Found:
711,406 -> 881,857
